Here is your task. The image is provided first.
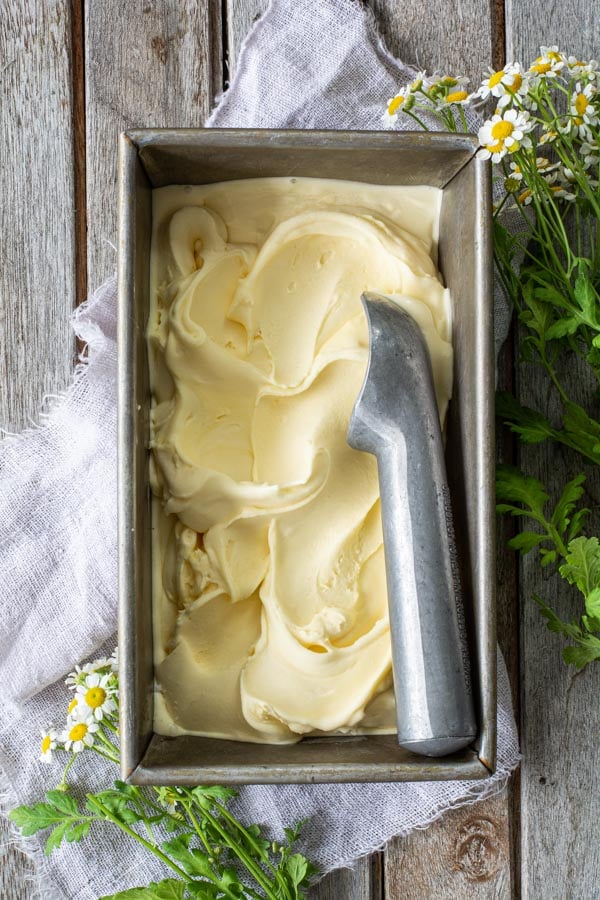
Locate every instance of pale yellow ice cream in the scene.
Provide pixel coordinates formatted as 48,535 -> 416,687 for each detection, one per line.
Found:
148,177 -> 452,743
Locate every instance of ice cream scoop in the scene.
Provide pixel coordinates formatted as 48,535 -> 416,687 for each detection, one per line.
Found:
347,292 -> 477,757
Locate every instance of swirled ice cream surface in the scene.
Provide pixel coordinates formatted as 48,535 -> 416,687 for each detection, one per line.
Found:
149,177 -> 452,743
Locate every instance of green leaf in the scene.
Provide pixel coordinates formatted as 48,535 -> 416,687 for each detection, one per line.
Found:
119,808 -> 143,825
539,548 -> 557,568
545,317 -> 579,340
45,822 -> 70,855
563,634 -> 600,668
551,474 -> 586,536
9,803 -> 66,836
496,464 -> 549,518
285,853 -> 309,886
283,822 -> 304,845
113,780 -> 141,799
191,786 -> 237,808
584,587 -> 600,621
561,402 -> 600,465
162,836 -> 214,879
66,821 -> 91,843
574,272 -> 598,327
46,790 -> 79,816
534,596 -> 582,640
582,614 -> 600,634
185,883 -> 222,899
508,531 -> 546,554
567,507 -> 590,543
496,393 -> 555,444
99,879 -> 186,900
559,536 -> 600,596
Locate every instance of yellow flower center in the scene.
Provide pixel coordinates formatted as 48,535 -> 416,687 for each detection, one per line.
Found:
548,51 -> 561,62
446,90 -> 468,103
486,141 -> 504,154
41,735 -> 52,753
388,96 -> 404,114
510,73 -> 523,92
575,93 -> 588,115
491,120 -> 514,141
532,61 -> 552,74
488,71 -> 504,88
69,723 -> 88,742
517,188 -> 532,204
85,687 -> 107,709
68,697 -> 78,714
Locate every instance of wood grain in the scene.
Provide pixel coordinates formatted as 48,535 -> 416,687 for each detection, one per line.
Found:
504,9 -> 600,900
385,789 -> 511,898
224,0 -> 266,76
0,0 -> 77,894
0,0 -> 77,432
84,0 -> 222,289
309,856 -> 382,900
368,0 -> 501,85
515,354 -> 600,900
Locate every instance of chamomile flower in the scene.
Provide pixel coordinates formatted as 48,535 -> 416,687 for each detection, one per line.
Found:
67,696 -> 79,718
539,129 -> 558,145
75,672 -> 118,721
409,70 -> 428,92
567,57 -> 599,80
581,139 -> 600,169
66,658 -> 112,689
529,46 -> 566,78
39,728 -> 59,764
156,786 -> 184,817
535,156 -> 556,173
517,187 -> 533,206
62,714 -> 99,753
569,82 -> 599,136
477,108 -> 534,162
382,91 -> 407,128
444,89 -> 470,105
550,183 -> 577,201
477,64 -> 526,107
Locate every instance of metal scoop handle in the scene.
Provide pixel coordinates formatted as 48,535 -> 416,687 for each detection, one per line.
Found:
348,293 -> 476,757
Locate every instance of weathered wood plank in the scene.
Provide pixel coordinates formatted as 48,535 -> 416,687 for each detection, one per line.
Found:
0,0 -> 77,431
515,353 -> 600,900
505,9 -> 600,900
0,0 -> 77,894
84,0 -> 222,289
309,855 -> 382,900
496,333 -> 522,900
369,0 -> 503,84
384,789 -> 511,898
225,0 -> 265,76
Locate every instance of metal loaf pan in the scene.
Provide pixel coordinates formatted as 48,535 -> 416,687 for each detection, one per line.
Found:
117,129 -> 495,785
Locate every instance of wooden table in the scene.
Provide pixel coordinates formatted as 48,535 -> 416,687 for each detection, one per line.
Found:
1,1 -> 598,897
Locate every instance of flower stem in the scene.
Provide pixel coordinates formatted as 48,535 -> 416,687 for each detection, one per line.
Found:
192,799 -> 283,900
57,754 -> 77,790
87,795 -> 191,882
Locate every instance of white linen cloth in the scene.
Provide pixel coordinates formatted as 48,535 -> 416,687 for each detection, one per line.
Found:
0,1 -> 519,897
